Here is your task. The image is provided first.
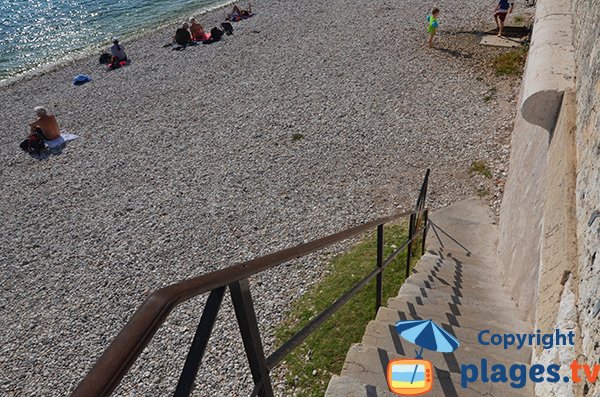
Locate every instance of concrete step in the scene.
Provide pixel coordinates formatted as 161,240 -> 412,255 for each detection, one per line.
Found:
406,254 -> 517,303
425,244 -> 498,263
410,253 -> 503,286
339,343 -> 534,397
386,294 -> 527,328
425,198 -> 499,258
375,305 -> 532,337
424,248 -> 497,267
325,374 -> 396,397
402,273 -> 515,307
414,250 -> 498,271
399,274 -> 516,307
362,320 -> 531,367
388,287 -> 520,319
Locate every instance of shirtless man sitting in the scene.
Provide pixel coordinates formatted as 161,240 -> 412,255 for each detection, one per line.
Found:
29,107 -> 61,141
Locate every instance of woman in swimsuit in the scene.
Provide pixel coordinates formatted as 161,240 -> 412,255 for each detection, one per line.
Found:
227,3 -> 252,21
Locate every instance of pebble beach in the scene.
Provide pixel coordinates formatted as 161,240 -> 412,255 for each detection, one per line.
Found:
0,0 -> 525,395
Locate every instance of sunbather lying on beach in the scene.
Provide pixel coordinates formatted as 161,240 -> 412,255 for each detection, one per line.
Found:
226,3 -> 252,21
174,23 -> 193,46
189,18 -> 207,41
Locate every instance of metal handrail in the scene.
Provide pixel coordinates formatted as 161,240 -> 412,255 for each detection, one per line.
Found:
71,169 -> 431,397
265,223 -> 427,371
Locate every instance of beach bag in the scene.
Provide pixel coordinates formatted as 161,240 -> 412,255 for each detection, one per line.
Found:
99,53 -> 112,64
20,133 -> 45,154
221,22 -> 233,35
210,27 -> 224,41
107,57 -> 127,70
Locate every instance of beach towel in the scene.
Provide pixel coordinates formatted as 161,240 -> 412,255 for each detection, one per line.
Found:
231,13 -> 255,22
193,32 -> 211,42
20,131 -> 78,159
167,41 -> 199,50
45,132 -> 78,149
106,58 -> 130,71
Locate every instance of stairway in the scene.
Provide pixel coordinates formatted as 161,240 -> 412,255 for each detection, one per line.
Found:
325,198 -> 534,397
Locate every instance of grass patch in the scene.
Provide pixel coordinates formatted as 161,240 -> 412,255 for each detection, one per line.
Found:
292,133 -> 305,141
274,222 -> 423,397
476,186 -> 490,197
483,87 -> 497,102
469,160 -> 492,179
513,15 -> 524,24
493,47 -> 528,76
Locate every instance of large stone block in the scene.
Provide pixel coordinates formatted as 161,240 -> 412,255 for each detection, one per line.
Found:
497,111 -> 548,322
535,89 -> 578,350
520,0 -> 575,131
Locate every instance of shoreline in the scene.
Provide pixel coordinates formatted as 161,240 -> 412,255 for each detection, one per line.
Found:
0,0 -> 238,89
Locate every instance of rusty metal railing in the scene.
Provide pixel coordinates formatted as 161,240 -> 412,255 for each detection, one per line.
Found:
71,169 -> 431,397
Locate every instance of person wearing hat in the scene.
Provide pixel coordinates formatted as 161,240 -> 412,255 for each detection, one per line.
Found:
110,37 -> 128,62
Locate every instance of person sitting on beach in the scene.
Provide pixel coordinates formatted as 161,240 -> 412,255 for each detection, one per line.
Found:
189,17 -> 207,41
110,37 -> 128,61
29,106 -> 61,141
174,23 -> 193,46
226,3 -> 252,21
107,37 -> 129,69
494,0 -> 515,37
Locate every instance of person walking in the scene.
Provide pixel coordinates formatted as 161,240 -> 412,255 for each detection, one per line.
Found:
494,0 -> 515,37
427,7 -> 440,48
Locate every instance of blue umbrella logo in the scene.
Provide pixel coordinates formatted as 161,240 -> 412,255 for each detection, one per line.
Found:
391,319 -> 460,391
396,319 -> 460,358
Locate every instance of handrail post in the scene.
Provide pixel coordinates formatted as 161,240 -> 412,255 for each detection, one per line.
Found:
422,168 -> 430,206
230,279 -> 274,397
405,213 -> 416,279
174,287 -> 226,397
421,209 -> 429,255
375,224 -> 384,313
415,168 -> 430,211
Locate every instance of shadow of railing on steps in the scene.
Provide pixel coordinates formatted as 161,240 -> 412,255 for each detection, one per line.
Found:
71,169 -> 431,397
428,221 -> 472,257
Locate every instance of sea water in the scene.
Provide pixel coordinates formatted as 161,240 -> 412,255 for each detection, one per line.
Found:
0,0 -> 226,82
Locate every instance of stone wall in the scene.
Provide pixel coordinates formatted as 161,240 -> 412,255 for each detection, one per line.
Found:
497,0 -> 599,394
572,0 -> 600,395
498,0 -> 576,323
533,89 -> 580,397
497,112 -> 547,322
498,0 -> 600,395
